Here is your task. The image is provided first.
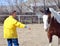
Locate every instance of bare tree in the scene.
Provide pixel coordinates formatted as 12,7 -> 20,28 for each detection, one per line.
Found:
5,0 -> 11,14
46,0 -> 59,10
43,0 -> 46,11
58,0 -> 60,8
23,3 -> 33,10
33,0 -> 37,14
15,0 -> 23,14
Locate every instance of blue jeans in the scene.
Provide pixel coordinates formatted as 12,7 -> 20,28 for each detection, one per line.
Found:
7,38 -> 19,46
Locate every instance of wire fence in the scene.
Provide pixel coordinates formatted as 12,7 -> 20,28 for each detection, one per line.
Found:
0,15 -> 43,25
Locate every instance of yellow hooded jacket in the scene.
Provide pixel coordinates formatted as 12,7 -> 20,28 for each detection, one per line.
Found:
3,16 -> 26,39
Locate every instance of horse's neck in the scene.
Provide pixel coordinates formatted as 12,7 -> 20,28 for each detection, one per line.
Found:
48,16 -> 51,24
50,17 -> 59,26
51,17 -> 55,23
48,17 -> 55,27
52,17 -> 59,23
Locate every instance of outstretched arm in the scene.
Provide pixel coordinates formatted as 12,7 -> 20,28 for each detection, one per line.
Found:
13,19 -> 31,30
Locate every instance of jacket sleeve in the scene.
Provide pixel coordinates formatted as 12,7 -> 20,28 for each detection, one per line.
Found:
13,19 -> 26,28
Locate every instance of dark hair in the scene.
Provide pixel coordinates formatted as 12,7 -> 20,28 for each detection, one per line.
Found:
11,10 -> 16,15
12,10 -> 16,13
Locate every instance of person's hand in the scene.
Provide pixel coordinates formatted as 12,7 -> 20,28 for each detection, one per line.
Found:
25,25 -> 31,30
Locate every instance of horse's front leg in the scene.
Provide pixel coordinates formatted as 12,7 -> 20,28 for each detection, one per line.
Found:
58,38 -> 60,46
48,32 -> 53,46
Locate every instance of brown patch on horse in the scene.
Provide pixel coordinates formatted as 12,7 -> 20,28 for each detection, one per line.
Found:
47,16 -> 60,43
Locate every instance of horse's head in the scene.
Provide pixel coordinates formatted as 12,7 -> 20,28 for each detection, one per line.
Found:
46,8 -> 51,24
43,8 -> 52,31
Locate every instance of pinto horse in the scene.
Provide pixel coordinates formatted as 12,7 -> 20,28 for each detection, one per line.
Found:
43,8 -> 60,46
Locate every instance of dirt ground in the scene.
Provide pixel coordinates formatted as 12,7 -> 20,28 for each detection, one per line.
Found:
0,24 -> 58,46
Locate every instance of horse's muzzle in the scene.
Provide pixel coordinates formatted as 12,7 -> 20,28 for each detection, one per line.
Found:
45,28 -> 49,32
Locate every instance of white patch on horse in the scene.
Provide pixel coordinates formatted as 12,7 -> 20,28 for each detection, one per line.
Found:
43,15 -> 49,30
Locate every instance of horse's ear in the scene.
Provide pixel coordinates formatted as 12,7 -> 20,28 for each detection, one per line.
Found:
40,10 -> 45,13
45,8 -> 50,12
45,8 -> 51,14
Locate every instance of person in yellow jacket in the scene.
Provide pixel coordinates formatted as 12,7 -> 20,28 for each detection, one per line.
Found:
3,11 -> 31,46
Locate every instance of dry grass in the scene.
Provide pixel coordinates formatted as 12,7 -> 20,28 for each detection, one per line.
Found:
0,24 -> 58,46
